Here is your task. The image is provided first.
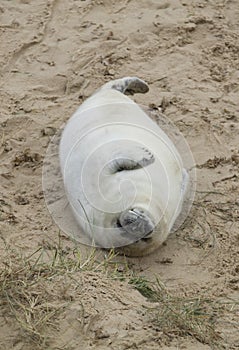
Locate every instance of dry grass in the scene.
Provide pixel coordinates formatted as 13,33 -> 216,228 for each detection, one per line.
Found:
0,236 -> 238,349
0,236 -> 125,348
129,276 -> 238,349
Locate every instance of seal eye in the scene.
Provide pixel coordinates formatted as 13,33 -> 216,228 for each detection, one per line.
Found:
116,219 -> 122,228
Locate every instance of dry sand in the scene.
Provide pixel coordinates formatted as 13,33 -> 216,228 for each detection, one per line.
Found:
0,0 -> 238,349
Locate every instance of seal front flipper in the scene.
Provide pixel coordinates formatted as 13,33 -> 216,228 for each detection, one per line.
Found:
102,77 -> 149,95
108,146 -> 155,173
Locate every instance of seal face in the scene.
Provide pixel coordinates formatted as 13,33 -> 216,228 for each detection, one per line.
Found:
59,77 -> 189,256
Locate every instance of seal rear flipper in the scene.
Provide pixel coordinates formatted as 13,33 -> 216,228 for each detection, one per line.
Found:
108,146 -> 155,173
102,77 -> 149,95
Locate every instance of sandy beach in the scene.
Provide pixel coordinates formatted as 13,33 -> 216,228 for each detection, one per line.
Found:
0,0 -> 238,349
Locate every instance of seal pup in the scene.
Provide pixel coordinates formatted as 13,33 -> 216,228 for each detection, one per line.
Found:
59,77 -> 188,256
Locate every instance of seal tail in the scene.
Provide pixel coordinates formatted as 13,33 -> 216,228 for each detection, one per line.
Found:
102,77 -> 149,95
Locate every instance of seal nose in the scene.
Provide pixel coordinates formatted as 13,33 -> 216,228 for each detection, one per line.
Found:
119,208 -> 155,240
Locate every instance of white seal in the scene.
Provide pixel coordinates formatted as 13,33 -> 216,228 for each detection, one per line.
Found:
59,77 -> 189,256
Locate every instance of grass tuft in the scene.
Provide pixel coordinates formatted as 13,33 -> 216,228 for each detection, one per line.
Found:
0,236 -> 128,348
129,276 -> 235,349
129,276 -> 157,300
0,236 -> 237,349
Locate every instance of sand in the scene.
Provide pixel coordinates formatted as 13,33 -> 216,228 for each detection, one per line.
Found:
0,0 -> 238,349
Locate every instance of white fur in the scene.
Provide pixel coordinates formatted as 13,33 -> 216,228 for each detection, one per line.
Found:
59,78 -> 188,256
